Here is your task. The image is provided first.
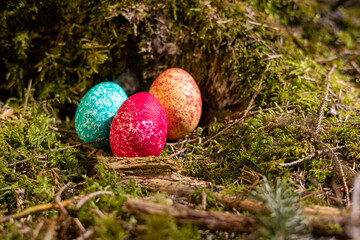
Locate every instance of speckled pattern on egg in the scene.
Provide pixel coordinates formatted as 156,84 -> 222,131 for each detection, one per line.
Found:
109,92 -> 167,157
149,68 -> 202,140
75,82 -> 128,148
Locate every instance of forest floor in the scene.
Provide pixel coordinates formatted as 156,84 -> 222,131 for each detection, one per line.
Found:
1,0 -> 360,239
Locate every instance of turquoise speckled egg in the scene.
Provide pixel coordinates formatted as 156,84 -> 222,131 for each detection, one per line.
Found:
75,82 -> 128,148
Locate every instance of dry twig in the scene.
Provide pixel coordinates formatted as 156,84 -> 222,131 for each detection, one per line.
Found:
75,229 -> 95,240
321,142 -> 350,207
201,189 -> 207,210
349,173 -> 360,238
43,216 -> 58,240
74,218 -> 86,232
316,55 -> 338,63
123,198 -> 256,232
125,175 -> 266,214
75,191 -> 114,210
55,182 -> 72,215
351,61 -> 360,74
30,221 -> 44,240
315,64 -> 337,134
24,79 -> 32,111
0,198 -> 77,224
278,145 -> 346,167
170,148 -> 187,157
0,190 -> 113,224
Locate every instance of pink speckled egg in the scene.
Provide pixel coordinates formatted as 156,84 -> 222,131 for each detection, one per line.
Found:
149,68 -> 202,140
109,92 -> 167,157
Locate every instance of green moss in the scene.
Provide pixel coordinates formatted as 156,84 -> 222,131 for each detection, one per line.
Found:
141,215 -> 198,240
93,213 -> 126,239
328,222 -> 343,235
0,103 -> 86,213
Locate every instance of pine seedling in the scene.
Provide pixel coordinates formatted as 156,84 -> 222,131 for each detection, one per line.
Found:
252,177 -> 309,240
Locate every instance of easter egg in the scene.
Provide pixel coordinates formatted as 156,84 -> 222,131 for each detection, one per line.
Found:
75,82 -> 128,148
109,92 -> 167,157
149,68 -> 202,140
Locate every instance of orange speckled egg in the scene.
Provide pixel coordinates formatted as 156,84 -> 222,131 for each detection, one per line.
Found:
149,68 -> 202,140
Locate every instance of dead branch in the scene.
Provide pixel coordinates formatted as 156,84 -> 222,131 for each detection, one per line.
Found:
123,173 -> 348,220
132,176 -> 266,213
101,156 -> 351,236
108,156 -> 343,218
123,197 -> 349,236
123,198 -> 256,232
103,156 -> 182,175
